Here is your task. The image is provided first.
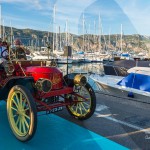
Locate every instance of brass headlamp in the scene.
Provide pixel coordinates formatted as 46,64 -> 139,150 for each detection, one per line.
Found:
74,74 -> 87,86
35,78 -> 52,93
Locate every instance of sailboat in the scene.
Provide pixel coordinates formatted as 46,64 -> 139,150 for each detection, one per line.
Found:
57,19 -> 73,64
53,26 -> 64,56
96,13 -> 111,62
119,24 -> 133,60
83,14 -> 91,63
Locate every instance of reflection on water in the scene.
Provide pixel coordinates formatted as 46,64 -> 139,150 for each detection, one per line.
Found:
57,63 -> 104,75
57,63 -> 104,91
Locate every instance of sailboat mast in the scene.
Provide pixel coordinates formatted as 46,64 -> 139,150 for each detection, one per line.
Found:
55,26 -> 57,50
59,26 -> 61,50
68,27 -> 70,46
47,31 -> 49,42
52,5 -> 56,52
88,24 -> 90,52
10,21 -> 13,45
65,19 -> 68,46
82,13 -> 85,52
121,24 -> 123,52
115,34 -> 117,51
72,35 -> 73,46
2,19 -> 5,41
109,27 -> 111,51
94,20 -> 95,43
98,13 -> 101,55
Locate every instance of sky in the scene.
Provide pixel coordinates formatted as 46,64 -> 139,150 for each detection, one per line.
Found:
0,0 -> 150,35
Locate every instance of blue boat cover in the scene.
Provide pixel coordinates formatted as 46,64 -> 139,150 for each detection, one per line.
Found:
77,51 -> 84,54
117,73 -> 150,92
121,53 -> 130,57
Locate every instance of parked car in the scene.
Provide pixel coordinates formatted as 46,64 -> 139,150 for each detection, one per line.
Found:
0,46 -> 96,142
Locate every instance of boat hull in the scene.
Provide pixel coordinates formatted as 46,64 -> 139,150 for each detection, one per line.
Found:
90,74 -> 150,104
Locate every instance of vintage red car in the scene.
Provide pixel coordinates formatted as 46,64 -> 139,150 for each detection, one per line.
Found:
0,46 -> 96,142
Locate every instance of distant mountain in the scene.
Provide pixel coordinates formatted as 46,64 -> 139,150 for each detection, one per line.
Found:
2,26 -> 150,54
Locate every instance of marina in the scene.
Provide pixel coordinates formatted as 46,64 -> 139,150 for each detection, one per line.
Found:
0,0 -> 150,149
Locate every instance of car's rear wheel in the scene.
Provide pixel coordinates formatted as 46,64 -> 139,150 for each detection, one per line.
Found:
7,85 -> 37,142
66,83 -> 96,120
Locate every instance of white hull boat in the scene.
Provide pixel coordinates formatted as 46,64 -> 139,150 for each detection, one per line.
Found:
90,67 -> 150,103
57,58 -> 73,64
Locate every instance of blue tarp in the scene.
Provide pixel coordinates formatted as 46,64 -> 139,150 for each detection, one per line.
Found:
77,51 -> 84,54
117,73 -> 150,92
121,53 -> 130,57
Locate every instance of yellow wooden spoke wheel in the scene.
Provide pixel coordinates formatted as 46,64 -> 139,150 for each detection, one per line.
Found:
7,85 -> 37,142
66,83 -> 96,120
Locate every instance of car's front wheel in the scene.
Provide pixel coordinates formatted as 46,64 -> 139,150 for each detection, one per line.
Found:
66,83 -> 96,120
7,85 -> 37,142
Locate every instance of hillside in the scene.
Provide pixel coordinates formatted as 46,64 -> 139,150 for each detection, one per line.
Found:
2,26 -> 150,54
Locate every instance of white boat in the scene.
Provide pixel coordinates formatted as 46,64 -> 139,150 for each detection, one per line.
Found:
26,54 -> 33,60
90,67 -> 150,103
57,57 -> 73,64
32,54 -> 55,60
72,57 -> 81,63
120,53 -> 133,60
79,58 -> 91,63
32,55 -> 49,60
53,50 -> 64,56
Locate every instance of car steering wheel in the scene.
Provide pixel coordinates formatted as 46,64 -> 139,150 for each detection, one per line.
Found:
1,48 -> 15,75
1,48 -> 9,60
1,48 -> 15,60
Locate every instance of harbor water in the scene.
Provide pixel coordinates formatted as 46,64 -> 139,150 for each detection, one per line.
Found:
57,62 -> 104,91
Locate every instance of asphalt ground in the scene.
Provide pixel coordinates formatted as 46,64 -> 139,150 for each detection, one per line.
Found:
0,100 -> 127,150
0,92 -> 150,149
57,92 -> 150,150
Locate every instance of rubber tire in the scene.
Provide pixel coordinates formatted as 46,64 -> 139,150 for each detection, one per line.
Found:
66,83 -> 96,120
7,85 -> 37,142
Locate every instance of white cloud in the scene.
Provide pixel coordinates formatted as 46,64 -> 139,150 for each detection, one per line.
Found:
115,0 -> 150,35
54,0 -> 95,33
0,0 -> 43,10
3,0 -> 142,35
